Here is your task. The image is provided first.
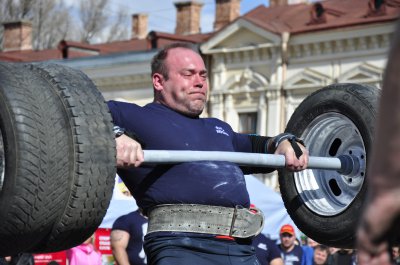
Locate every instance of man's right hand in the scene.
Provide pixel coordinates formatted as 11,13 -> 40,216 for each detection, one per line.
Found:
116,134 -> 144,168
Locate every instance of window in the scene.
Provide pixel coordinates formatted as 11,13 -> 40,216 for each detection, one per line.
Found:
238,112 -> 257,134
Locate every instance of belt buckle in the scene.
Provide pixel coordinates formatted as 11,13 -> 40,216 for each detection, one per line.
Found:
229,205 -> 242,237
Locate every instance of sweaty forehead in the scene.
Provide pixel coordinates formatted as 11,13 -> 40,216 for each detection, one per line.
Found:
166,48 -> 205,69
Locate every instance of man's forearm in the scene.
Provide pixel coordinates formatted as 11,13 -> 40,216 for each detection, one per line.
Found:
113,248 -> 130,265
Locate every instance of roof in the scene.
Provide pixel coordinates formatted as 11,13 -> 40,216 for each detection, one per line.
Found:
1,0 -> 399,62
242,0 -> 400,35
0,31 -> 212,62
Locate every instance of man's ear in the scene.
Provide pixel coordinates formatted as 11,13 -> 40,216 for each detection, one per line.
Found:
153,73 -> 164,91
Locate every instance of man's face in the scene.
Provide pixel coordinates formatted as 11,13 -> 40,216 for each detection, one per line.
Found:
280,232 -> 295,249
393,246 -> 400,258
313,248 -> 328,265
153,47 -> 208,117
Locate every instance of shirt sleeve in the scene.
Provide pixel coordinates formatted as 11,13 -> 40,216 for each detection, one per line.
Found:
107,100 -> 123,126
266,238 -> 281,261
112,214 -> 130,232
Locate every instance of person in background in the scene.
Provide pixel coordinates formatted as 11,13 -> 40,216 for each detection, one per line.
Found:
327,249 -> 357,265
66,235 -> 101,265
277,224 -> 304,265
252,233 -> 283,265
307,238 -> 319,248
0,254 -> 34,265
301,236 -> 321,265
356,19 -> 400,265
111,209 -> 148,265
312,245 -> 329,265
393,244 -> 400,265
301,243 -> 314,265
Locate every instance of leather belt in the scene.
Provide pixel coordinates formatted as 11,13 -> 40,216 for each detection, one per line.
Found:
146,204 -> 264,238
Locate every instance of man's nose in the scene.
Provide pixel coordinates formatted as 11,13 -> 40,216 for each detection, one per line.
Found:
194,74 -> 204,88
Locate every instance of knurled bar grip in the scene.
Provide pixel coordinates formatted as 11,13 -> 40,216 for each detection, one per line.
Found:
143,150 -> 344,171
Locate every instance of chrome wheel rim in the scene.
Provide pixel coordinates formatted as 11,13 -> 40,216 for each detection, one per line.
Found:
294,112 -> 366,216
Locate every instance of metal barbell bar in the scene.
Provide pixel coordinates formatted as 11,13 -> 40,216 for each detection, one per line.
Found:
143,150 -> 361,175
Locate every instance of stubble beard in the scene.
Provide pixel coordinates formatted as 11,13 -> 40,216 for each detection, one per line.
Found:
185,99 -> 205,117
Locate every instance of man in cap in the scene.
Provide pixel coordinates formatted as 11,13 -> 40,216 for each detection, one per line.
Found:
277,224 -> 304,265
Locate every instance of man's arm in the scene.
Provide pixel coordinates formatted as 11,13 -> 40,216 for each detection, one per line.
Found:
116,134 -> 144,168
247,134 -> 309,172
274,139 -> 308,172
111,229 -> 131,265
270,257 -> 284,265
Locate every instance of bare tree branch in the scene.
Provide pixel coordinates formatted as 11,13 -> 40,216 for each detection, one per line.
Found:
0,0 -> 130,51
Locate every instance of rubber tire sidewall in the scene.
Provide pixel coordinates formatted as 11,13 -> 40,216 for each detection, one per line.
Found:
27,62 -> 116,253
279,83 -> 380,248
0,62 -> 71,255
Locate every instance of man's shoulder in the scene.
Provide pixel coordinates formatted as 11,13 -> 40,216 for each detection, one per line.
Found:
114,211 -> 146,225
107,100 -> 141,109
203,117 -> 232,129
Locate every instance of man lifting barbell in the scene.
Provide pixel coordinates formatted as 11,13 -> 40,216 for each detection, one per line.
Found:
107,42 -> 308,265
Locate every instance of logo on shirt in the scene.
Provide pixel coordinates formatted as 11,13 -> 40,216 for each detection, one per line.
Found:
257,243 -> 268,251
215,126 -> 229,136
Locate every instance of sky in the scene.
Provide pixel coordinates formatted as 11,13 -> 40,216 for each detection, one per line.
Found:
63,0 -> 268,34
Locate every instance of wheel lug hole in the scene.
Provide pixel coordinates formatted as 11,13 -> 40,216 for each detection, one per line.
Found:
349,150 -> 353,155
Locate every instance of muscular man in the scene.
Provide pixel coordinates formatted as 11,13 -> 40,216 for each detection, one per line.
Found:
111,210 -> 148,265
108,42 -> 308,265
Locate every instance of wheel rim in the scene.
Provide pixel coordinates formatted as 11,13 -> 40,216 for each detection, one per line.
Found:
294,112 -> 366,216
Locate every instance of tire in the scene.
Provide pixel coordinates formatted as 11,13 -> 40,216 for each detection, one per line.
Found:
26,62 -> 116,253
279,83 -> 380,248
0,62 -> 71,255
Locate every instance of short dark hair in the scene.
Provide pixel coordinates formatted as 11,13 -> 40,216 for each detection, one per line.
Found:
151,42 -> 200,80
314,244 -> 329,253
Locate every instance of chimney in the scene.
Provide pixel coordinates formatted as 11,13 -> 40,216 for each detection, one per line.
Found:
269,0 -> 308,7
214,0 -> 241,31
2,21 -> 32,51
174,1 -> 204,35
132,13 -> 148,39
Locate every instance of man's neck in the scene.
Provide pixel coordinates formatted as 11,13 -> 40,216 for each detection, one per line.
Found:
281,244 -> 295,253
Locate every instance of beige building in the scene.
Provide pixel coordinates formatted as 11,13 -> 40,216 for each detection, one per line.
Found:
2,0 -> 399,190
200,0 -> 399,188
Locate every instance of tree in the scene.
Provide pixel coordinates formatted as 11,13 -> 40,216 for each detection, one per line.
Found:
0,0 -> 72,50
33,0 -> 72,50
0,0 -> 129,51
78,0 -> 128,43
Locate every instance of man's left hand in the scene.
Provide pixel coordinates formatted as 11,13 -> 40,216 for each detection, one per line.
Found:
275,140 -> 309,171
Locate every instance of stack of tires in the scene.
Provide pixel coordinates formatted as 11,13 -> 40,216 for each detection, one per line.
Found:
0,62 -> 116,256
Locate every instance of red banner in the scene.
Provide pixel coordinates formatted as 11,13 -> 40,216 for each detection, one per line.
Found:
34,251 -> 67,265
94,228 -> 116,265
34,229 -> 116,265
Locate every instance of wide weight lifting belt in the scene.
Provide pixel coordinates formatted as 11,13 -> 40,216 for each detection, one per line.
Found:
147,204 -> 264,238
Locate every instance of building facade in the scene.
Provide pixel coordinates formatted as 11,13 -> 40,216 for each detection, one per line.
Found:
1,0 -> 399,189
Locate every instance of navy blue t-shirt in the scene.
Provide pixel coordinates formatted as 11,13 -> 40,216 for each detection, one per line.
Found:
112,210 -> 148,265
252,234 -> 281,265
278,244 -> 303,265
107,101 -> 260,213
